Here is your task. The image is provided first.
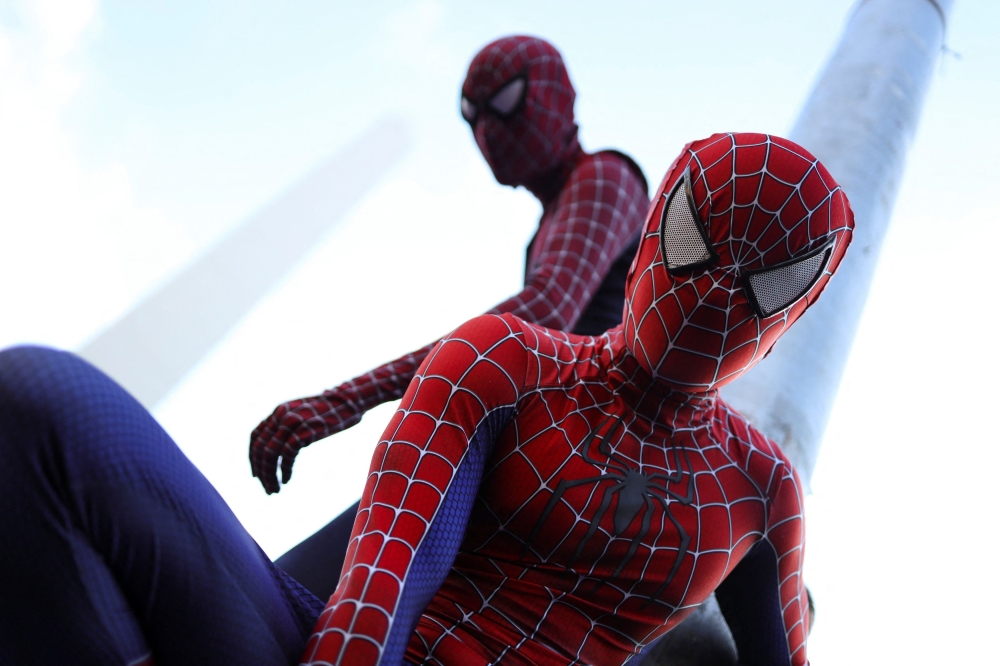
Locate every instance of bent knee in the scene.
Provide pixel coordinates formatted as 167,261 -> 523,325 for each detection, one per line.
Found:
0,345 -> 96,417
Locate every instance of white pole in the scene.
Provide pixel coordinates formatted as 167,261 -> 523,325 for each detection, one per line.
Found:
653,2 -> 955,661
721,0 -> 954,485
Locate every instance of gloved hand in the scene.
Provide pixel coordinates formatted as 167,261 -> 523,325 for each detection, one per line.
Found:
249,390 -> 362,494
250,342 -> 436,494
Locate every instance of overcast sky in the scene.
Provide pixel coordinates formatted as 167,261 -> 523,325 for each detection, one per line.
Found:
1,1 -> 997,662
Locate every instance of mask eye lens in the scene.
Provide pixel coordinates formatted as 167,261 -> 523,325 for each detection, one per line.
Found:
743,243 -> 833,318
487,76 -> 526,117
660,169 -> 715,273
460,95 -> 478,124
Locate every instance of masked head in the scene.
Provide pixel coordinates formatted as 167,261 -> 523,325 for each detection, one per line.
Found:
460,36 -> 580,189
623,133 -> 854,393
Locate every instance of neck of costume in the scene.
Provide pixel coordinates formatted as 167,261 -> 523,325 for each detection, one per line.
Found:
523,135 -> 583,205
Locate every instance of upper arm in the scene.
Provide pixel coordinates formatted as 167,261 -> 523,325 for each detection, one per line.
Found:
715,465 -> 809,666
490,154 -> 648,330
300,315 -> 529,666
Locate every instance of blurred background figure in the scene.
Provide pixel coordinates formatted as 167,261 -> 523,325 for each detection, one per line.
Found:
253,35 -> 650,602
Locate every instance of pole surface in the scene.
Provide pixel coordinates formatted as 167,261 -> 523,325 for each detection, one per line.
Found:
658,2 -> 954,662
722,0 -> 953,484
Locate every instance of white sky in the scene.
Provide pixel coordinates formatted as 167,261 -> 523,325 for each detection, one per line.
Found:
0,0 -> 997,662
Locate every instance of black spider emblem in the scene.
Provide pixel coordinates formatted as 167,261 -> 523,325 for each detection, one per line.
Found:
525,414 -> 694,603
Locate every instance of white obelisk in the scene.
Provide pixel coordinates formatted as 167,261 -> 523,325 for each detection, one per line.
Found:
79,118 -> 411,409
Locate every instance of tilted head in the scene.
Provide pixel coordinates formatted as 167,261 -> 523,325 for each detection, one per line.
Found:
623,133 -> 854,393
460,36 -> 580,189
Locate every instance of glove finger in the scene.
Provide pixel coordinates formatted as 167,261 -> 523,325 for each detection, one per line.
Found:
249,434 -> 263,477
280,447 -> 298,485
257,455 -> 280,494
249,422 -> 280,478
253,432 -> 283,488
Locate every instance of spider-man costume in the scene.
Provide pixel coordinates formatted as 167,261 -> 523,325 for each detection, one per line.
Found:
261,36 -> 649,601
300,132 -> 854,666
0,132 -> 852,666
250,36 -> 649,496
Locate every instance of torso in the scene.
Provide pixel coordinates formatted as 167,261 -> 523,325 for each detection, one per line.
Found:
405,325 -> 794,665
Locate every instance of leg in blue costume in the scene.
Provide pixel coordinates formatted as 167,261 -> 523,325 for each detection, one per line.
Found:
0,347 -> 324,666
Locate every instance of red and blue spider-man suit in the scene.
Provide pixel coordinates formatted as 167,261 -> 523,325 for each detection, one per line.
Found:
249,35 -> 649,496
0,132 -> 851,665
300,132 -> 854,666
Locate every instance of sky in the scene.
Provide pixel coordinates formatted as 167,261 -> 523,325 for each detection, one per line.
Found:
0,0 -> 998,662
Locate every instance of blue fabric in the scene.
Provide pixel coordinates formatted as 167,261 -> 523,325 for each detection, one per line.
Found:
631,633 -> 666,665
380,406 -> 513,666
714,540 -> 791,666
0,347 -> 324,666
276,499 -> 361,602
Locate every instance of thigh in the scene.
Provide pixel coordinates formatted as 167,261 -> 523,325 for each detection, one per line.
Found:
0,347 -> 323,666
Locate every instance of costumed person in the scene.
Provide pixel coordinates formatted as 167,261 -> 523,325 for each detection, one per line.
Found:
256,35 -> 650,601
299,131 -> 854,666
0,132 -> 853,666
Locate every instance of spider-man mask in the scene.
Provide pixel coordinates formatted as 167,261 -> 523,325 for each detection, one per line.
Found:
623,133 -> 855,393
460,36 -> 580,189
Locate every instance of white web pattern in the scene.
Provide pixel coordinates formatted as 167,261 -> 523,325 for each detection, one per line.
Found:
624,132 -> 850,393
408,323 -> 808,665
300,131 -> 848,666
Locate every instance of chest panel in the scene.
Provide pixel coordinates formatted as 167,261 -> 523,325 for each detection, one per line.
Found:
405,335 -> 800,666
465,389 -> 768,617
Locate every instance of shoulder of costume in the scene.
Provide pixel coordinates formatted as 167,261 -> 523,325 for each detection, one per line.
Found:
445,313 -> 528,345
713,396 -> 798,485
588,149 -> 649,195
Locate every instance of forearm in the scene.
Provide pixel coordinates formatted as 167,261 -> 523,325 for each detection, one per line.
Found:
249,341 -> 441,492
300,341 -> 439,442
327,341 -> 438,415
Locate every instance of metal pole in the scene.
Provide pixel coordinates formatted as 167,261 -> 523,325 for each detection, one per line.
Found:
654,2 -> 955,662
721,0 -> 954,485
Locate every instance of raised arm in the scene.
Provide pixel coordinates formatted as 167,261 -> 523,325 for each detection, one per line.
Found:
250,152 -> 647,493
299,314 -> 528,665
714,463 -> 810,666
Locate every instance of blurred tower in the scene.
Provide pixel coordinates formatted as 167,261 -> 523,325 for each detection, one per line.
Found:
79,118 -> 410,409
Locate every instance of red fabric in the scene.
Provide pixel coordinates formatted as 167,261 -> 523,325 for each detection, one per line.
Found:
624,133 -> 853,391
250,150 -> 646,493
462,36 -> 579,195
249,38 -> 648,495
299,133 -> 855,665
